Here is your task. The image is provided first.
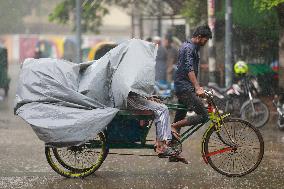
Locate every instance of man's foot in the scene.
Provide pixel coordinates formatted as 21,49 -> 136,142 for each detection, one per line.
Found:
157,146 -> 177,158
171,130 -> 181,141
171,121 -> 184,142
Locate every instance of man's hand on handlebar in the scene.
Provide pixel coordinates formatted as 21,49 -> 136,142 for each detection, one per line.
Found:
196,87 -> 205,97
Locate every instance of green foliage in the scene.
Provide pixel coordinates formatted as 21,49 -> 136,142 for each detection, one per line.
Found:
253,0 -> 284,27
48,1 -> 71,24
180,0 -> 207,26
179,0 -> 283,28
215,0 -> 279,39
205,0 -> 280,64
48,0 -> 109,33
253,0 -> 284,10
48,0 -> 153,33
48,0 -> 185,33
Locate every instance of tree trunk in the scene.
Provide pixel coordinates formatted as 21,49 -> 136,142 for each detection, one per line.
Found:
276,3 -> 284,89
278,32 -> 284,90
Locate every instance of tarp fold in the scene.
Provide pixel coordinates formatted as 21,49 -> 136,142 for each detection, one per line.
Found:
14,39 -> 157,147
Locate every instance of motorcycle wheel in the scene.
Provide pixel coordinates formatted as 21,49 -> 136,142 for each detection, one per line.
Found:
241,101 -> 269,128
277,115 -> 284,131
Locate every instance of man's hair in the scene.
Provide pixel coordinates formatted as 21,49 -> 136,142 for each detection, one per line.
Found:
165,33 -> 173,43
145,37 -> 152,42
192,25 -> 212,39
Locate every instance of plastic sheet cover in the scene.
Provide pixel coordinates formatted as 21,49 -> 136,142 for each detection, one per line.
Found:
14,39 -> 157,147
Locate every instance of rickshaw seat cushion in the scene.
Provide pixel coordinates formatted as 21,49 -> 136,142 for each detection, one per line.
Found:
127,110 -> 154,116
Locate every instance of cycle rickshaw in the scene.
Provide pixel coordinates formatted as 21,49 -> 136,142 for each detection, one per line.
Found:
45,90 -> 264,178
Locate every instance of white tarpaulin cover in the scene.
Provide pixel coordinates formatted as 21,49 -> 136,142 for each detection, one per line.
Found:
14,39 -> 157,147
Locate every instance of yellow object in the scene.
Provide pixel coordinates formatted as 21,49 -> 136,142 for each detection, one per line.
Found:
87,41 -> 117,61
234,60 -> 249,74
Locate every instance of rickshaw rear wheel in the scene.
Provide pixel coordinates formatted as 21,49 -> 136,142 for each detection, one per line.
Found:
45,132 -> 108,178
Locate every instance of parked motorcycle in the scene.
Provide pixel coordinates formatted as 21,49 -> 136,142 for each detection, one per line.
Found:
153,64 -> 178,102
153,80 -> 176,103
205,76 -> 269,128
273,93 -> 284,130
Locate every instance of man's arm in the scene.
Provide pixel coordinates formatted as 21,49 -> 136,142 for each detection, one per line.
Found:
185,48 -> 204,96
188,71 -> 204,96
166,56 -> 174,82
166,48 -> 178,82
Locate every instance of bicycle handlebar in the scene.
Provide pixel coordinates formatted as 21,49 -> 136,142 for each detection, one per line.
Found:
201,89 -> 214,100
204,89 -> 213,96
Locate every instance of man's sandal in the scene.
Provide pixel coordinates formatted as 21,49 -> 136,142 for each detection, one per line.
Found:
157,147 -> 177,158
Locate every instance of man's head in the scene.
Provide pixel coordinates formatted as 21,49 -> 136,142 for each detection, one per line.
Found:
153,36 -> 162,45
191,25 -> 212,46
164,34 -> 173,48
145,37 -> 152,42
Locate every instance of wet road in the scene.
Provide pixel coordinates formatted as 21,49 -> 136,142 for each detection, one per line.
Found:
0,63 -> 284,189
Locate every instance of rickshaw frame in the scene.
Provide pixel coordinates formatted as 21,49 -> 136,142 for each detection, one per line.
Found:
45,91 -> 264,178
